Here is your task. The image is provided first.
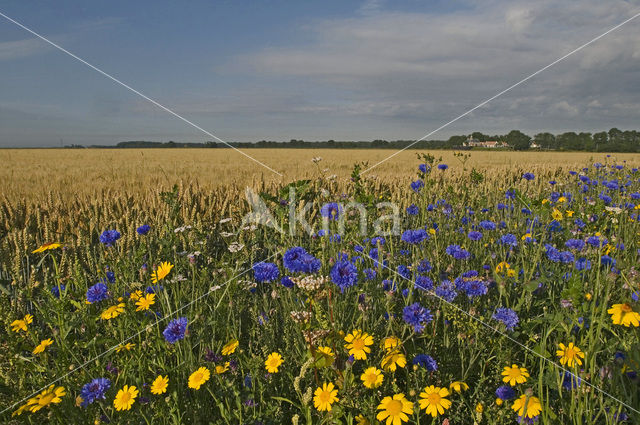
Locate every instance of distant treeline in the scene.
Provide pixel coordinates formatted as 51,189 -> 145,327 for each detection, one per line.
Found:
74,128 -> 640,152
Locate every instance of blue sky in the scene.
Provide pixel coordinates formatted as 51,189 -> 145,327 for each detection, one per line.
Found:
1,0 -> 639,147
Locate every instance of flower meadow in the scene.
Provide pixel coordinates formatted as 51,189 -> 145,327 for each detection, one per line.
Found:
2,155 -> 640,424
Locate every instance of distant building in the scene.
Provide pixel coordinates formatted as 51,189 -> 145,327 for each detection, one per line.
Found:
530,141 -> 541,149
463,136 -> 509,148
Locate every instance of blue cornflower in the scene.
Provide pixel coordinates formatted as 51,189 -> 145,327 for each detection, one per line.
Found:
330,259 -> 358,292
446,244 -> 462,256
565,239 -> 585,250
435,280 -> 457,302
522,172 -> 535,181
401,229 -> 428,244
464,280 -> 487,298
106,271 -> 116,283
492,307 -> 519,330
86,282 -> 109,303
371,236 -> 386,246
51,284 -> 65,298
397,265 -> 412,279
79,378 -> 111,407
163,317 -> 188,344
561,371 -> 582,390
410,179 -> 425,193
437,163 -> 448,171
418,164 -> 428,173
453,249 -> 471,260
283,247 -> 321,274
363,268 -> 376,280
500,233 -> 518,247
280,276 -> 294,288
402,302 -> 432,333
406,204 -> 419,215
320,202 -> 342,220
413,354 -> 438,371
495,385 -> 516,400
136,224 -> 151,235
575,258 -> 591,271
587,235 -> 607,247
414,275 -> 434,292
253,262 -> 280,283
99,229 -> 121,246
468,231 -> 483,241
479,220 -> 496,230
417,259 -> 432,273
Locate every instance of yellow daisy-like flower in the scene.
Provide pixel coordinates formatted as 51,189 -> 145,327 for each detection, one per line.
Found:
502,364 -> 529,386
100,303 -> 125,320
113,385 -> 138,411
344,330 -> 374,360
32,338 -> 53,355
313,382 -> 339,412
449,381 -> 469,393
10,314 -> 33,333
552,209 -> 563,221
361,366 -> 384,389
265,352 -> 284,373
151,262 -> 174,283
382,336 -> 400,351
215,362 -> 230,374
32,242 -> 61,253
608,303 -> 640,327
222,339 -> 239,356
135,293 -> 155,311
129,290 -> 143,301
495,262 -> 511,274
188,367 -> 211,390
566,210 -> 574,217
28,385 -> 65,412
475,402 -> 484,413
150,375 -> 169,395
376,393 -> 414,425
355,414 -> 371,425
418,386 -> 451,417
381,350 -> 407,372
115,343 -> 136,353
315,346 -> 335,366
556,343 -> 585,367
512,394 -> 542,419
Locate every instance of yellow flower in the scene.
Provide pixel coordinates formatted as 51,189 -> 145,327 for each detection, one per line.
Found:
502,364 -> 529,386
265,352 -> 283,373
556,343 -> 585,367
521,233 -> 532,241
32,338 -> 53,355
376,393 -> 414,425
10,314 -> 33,333
150,375 -> 168,395
475,402 -> 484,413
151,261 -> 174,283
129,290 -> 143,301
355,414 -> 371,425
496,398 -> 503,406
381,350 -> 407,372
101,303 -> 125,320
428,228 -> 436,236
585,293 -> 592,301
113,385 -> 138,411
188,367 -> 211,390
28,385 -> 65,412
418,386 -> 451,417
344,330 -> 374,360
361,367 -> 384,389
215,362 -> 230,374
135,293 -> 155,311
315,346 -> 335,366
222,339 -> 239,356
449,381 -> 469,393
608,303 -> 640,327
115,343 -> 136,353
557,196 -> 567,203
495,262 -> 511,274
382,336 -> 400,351
552,209 -> 563,221
566,210 -> 575,217
32,242 -> 62,253
313,382 -> 339,412
511,394 -> 542,419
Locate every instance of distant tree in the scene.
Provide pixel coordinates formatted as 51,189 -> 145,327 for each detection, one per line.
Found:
471,132 -> 489,142
447,135 -> 467,147
533,132 -> 555,149
505,130 -> 531,150
593,132 -> 608,151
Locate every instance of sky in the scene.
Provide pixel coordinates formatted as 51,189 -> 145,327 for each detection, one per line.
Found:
0,0 -> 639,147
